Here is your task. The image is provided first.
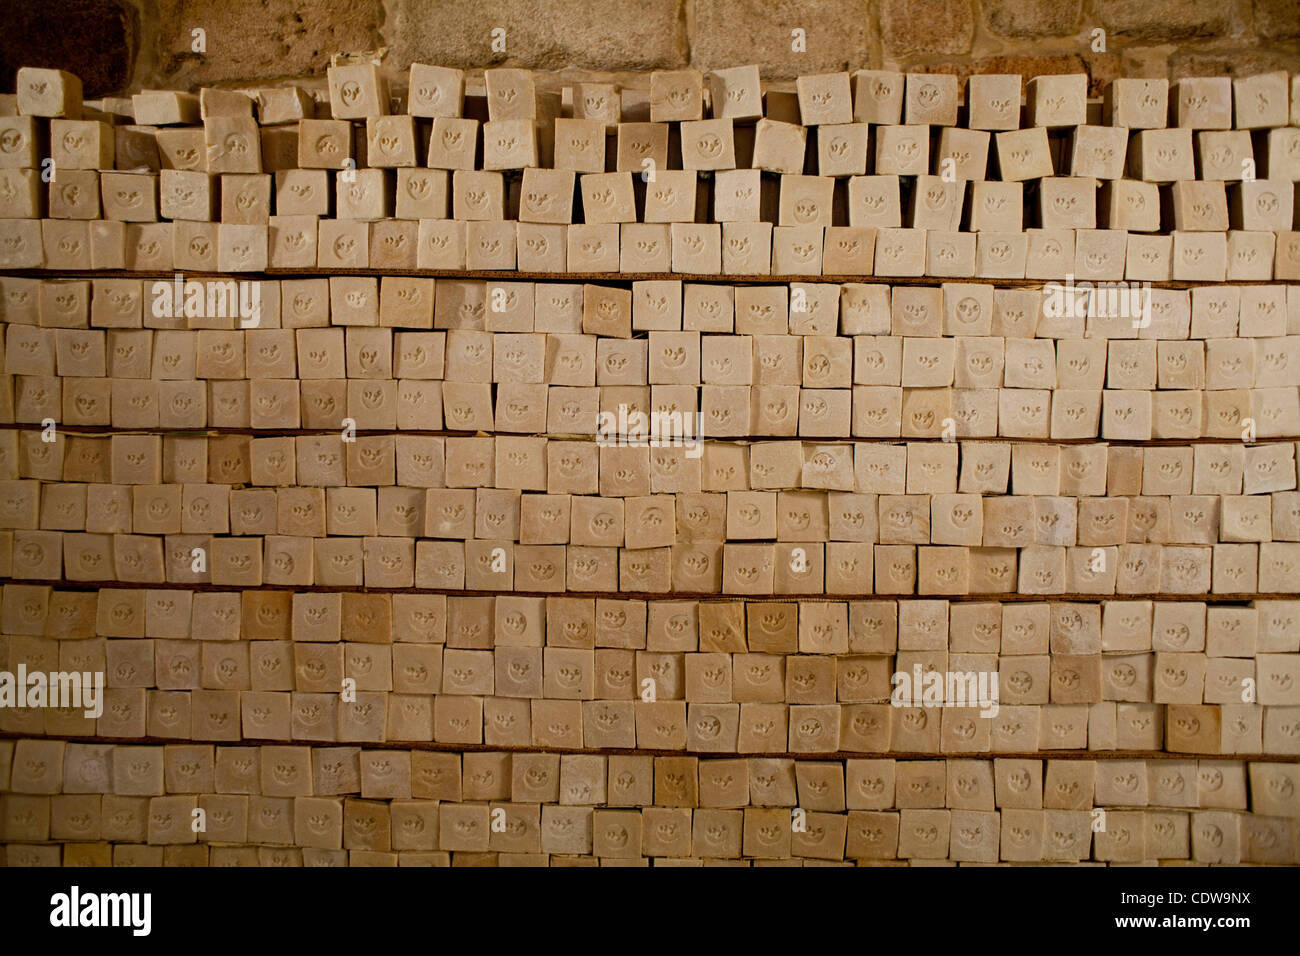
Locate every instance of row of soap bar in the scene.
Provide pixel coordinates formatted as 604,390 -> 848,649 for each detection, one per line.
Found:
8,217 -> 1300,279
8,276 -> 1299,338
2,529 -> 1300,595
10,67 -> 1300,175
12,64 -> 1300,130
0,671 -> 1293,754
12,371 -> 1300,438
13,325 -> 1300,387
4,632 -> 1298,709
4,427 -> 1298,492
3,747 -> 1296,864
12,481 -> 1300,550
7,584 -> 1293,653
7,154 -> 1300,223
3,807 -> 1293,865
7,380 -> 1300,442
9,741 -> 1294,817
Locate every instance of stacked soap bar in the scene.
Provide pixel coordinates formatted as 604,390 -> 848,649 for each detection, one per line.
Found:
2,741 -> 1297,865
2,585 -> 1298,754
3,424 -> 1300,594
1,66 -> 1299,277
5,277 -> 1300,438
3,60 -> 1300,868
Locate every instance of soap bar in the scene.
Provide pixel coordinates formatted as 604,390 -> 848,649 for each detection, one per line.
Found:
18,67 -> 83,118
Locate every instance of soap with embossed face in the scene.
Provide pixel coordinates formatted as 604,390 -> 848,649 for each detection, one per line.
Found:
967,74 -> 1022,131
486,68 -> 541,124
847,175 -> 901,229
331,168 -> 388,222
1264,127 -> 1300,182
512,167 -> 571,226
721,221 -> 772,276
155,127 -> 207,173
650,69 -> 703,122
711,168 -> 762,222
614,121 -> 669,175
1069,125 -> 1127,179
219,173 -> 270,225
572,81 -> 621,130
778,174 -> 834,229
1105,77 -> 1168,128
904,72 -> 958,127
51,119 -> 115,171
822,226 -> 876,276
1099,179 -> 1159,233
620,223 -> 672,274
1027,74 -> 1087,128
514,222 -> 565,273
995,127 -> 1053,181
0,116 -> 41,169
771,225 -> 823,277
16,66 -> 82,118
561,222 -> 614,273
204,116 -> 262,174
425,117 -> 478,171
551,118 -> 605,174
1228,179 -> 1293,232
680,117 -> 736,172
481,119 -> 537,171
328,63 -> 390,119
1038,177 -> 1097,231
707,65 -> 762,121
968,180 -> 1023,233
366,218 -> 416,271
268,169 -> 325,218
157,170 -> 213,226
871,227 -> 925,279
391,167 -> 446,221
1194,129 -> 1252,182
297,118 -> 354,170
452,169 -> 505,222
1073,227 -> 1127,281
670,222 -> 721,274
875,125 -> 930,177
936,126 -> 990,182
816,122 -> 868,178
909,175 -> 964,231
100,171 -> 159,222
1172,230 -> 1228,283
407,63 -> 465,119
976,231 -> 1027,280
1170,180 -> 1228,232
1274,230 -> 1300,281
797,72 -> 853,127
465,219 -> 516,271
852,69 -> 903,124
365,115 -> 417,169
579,171 -> 635,225
642,170 -> 699,224
1173,76 -> 1233,130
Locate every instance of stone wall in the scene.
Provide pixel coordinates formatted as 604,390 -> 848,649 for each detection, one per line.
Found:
2,0 -> 1299,99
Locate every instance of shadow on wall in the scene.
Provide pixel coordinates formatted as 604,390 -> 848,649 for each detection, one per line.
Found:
0,0 -> 137,98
